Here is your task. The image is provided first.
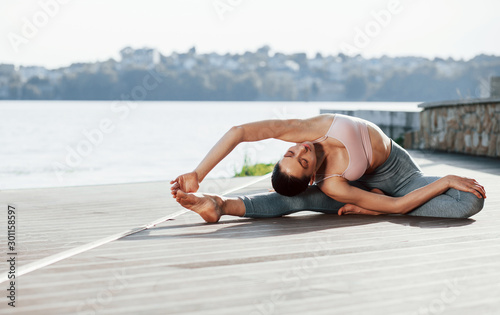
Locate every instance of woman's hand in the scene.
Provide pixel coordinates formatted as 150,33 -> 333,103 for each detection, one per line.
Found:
445,175 -> 486,199
170,172 -> 199,198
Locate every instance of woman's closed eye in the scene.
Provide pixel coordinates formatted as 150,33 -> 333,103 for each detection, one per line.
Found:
300,159 -> 308,168
284,150 -> 308,169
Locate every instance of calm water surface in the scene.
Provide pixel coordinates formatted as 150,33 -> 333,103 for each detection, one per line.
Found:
1,101 -> 419,189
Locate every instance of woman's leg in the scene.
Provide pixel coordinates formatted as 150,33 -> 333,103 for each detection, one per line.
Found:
175,185 -> 346,222
359,141 -> 484,219
397,175 -> 484,218
241,185 -> 346,218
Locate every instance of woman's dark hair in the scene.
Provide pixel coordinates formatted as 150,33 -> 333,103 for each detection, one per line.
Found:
271,163 -> 310,197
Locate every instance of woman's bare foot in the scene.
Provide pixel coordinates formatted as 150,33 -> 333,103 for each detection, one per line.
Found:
338,188 -> 386,216
176,190 -> 224,223
338,204 -> 384,216
371,188 -> 385,195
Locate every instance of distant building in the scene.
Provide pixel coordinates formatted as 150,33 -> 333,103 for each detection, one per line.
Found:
327,60 -> 343,81
0,76 -> 9,98
47,70 -> 63,83
435,60 -> 462,78
284,60 -> 300,72
18,66 -> 48,82
207,53 -> 224,68
0,64 -> 15,99
63,63 -> 89,76
0,64 -> 15,74
268,53 -> 288,71
182,58 -> 196,70
119,47 -> 160,69
307,57 -> 324,70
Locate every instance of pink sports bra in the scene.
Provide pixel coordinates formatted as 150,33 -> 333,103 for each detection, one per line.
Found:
313,114 -> 373,182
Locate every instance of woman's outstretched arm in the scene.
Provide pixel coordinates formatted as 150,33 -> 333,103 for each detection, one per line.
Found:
170,116 -> 329,194
322,175 -> 486,214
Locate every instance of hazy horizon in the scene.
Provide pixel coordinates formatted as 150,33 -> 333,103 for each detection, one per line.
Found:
2,0 -> 500,69
4,46 -> 500,71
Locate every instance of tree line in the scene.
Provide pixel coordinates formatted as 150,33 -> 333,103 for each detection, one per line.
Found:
2,48 -> 500,102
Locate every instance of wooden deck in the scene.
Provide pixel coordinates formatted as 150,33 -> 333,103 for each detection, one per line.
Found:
1,150 -> 499,315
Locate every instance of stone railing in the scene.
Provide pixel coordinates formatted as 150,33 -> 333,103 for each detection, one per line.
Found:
404,98 -> 500,157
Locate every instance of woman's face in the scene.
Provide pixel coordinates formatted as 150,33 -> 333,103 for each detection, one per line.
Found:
279,141 -> 317,179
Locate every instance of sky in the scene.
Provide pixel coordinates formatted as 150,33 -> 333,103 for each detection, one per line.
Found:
1,0 -> 499,69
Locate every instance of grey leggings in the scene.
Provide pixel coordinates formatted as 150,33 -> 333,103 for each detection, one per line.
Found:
241,141 -> 484,219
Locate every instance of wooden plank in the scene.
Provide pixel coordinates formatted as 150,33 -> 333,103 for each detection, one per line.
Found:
0,150 -> 499,315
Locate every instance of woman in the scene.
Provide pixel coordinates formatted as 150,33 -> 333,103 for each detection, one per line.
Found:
170,114 -> 485,223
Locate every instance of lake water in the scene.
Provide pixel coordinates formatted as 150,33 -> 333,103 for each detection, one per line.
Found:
1,101 -> 419,190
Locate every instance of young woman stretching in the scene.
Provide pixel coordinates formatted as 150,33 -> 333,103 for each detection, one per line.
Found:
170,114 -> 485,223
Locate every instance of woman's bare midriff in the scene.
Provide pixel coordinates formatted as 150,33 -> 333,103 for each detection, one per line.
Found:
366,124 -> 392,174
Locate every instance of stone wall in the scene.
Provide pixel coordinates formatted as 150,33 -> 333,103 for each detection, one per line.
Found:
404,99 -> 500,158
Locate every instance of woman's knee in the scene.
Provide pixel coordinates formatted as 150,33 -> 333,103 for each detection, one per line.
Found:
458,194 -> 484,218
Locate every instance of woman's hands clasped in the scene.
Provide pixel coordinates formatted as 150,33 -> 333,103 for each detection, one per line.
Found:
170,171 -> 199,198
445,175 -> 486,199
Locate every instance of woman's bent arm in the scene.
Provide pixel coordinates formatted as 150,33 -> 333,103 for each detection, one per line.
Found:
170,126 -> 243,193
171,116 -> 328,193
323,175 -> 485,214
194,118 -> 318,182
194,126 -> 244,182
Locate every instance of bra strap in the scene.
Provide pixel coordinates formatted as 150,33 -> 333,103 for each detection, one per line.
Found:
312,135 -> 328,143
314,174 -> 343,184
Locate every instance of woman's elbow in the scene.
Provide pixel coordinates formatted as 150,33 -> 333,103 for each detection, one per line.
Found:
229,125 -> 244,142
230,125 -> 243,134
457,194 -> 484,218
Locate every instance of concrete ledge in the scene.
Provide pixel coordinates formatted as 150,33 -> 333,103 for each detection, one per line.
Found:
320,109 -> 420,139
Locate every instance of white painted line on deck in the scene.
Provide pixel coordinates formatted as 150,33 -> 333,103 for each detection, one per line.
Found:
0,173 -> 272,283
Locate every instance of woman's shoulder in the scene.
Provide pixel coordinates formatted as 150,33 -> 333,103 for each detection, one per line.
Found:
307,114 -> 335,126
302,114 -> 335,135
